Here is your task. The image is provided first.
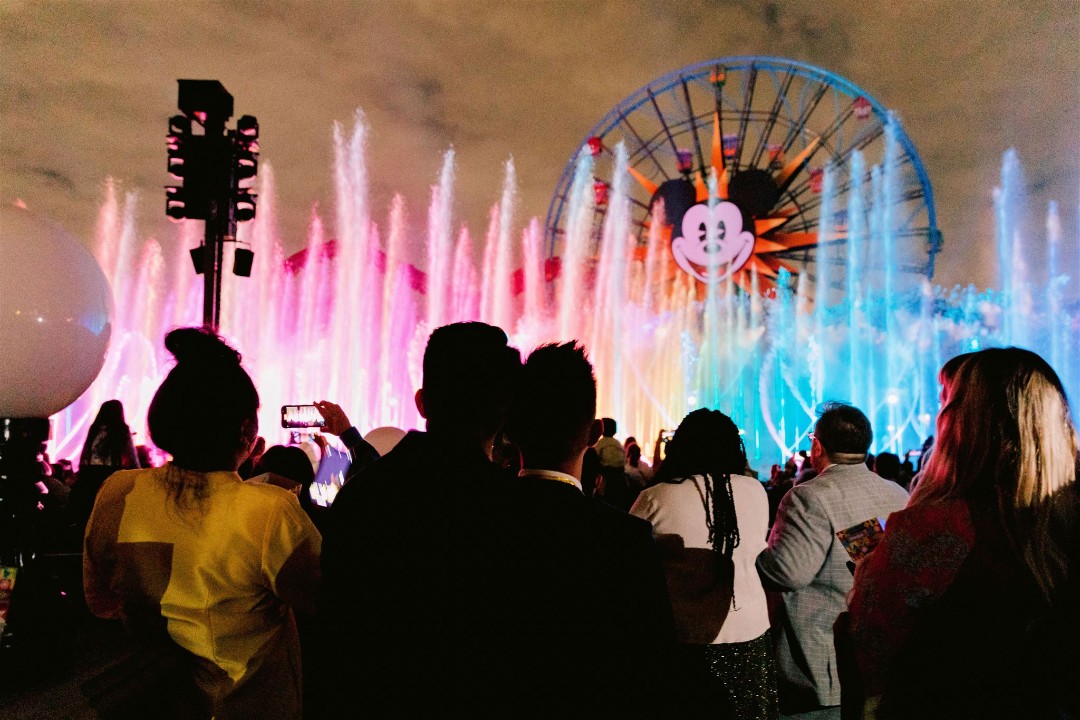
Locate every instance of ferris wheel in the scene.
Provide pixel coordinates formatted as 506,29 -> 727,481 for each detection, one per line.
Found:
545,56 -> 942,294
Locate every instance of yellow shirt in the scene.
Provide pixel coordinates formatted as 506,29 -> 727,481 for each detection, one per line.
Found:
84,465 -> 321,719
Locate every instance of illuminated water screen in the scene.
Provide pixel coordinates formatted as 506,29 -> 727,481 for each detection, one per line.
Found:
51,113 -> 1080,470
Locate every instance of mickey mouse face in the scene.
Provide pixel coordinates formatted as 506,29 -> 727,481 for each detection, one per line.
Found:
680,202 -> 742,266
675,201 -> 755,273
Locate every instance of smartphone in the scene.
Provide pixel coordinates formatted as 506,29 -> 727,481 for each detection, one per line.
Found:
281,404 -> 325,429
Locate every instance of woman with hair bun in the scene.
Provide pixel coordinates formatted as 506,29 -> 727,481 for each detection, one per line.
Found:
83,328 -> 321,719
630,408 -> 777,719
848,347 -> 1080,718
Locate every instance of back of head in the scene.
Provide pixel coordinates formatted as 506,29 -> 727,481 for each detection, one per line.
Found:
421,322 -> 521,440
81,398 -> 131,467
96,399 -> 126,429
874,452 -> 901,480
601,418 -> 617,437
814,402 -> 873,464
255,445 -> 315,487
916,348 -> 1076,505
655,408 -> 746,483
913,347 -> 1079,598
148,328 -> 259,472
504,342 -> 596,466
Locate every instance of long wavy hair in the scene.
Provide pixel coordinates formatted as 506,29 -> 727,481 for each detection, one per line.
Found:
654,409 -> 745,572
911,348 -> 1078,600
79,399 -> 134,469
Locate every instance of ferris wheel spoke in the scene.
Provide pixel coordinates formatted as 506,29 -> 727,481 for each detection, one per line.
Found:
732,64 -> 759,169
618,115 -> 670,179
648,89 -> 681,159
679,77 -> 708,174
748,69 -> 797,168
779,83 -> 830,155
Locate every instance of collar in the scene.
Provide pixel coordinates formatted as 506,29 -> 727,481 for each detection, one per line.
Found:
518,468 -> 582,493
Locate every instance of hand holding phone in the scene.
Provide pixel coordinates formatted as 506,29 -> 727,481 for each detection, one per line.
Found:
313,400 -> 352,436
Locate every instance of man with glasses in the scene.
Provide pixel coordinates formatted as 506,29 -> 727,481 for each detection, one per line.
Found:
756,403 -> 908,719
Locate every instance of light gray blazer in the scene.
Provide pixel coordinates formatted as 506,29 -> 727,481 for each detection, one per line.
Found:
757,462 -> 908,709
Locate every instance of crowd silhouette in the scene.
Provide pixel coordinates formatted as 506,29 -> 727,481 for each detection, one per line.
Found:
5,323 -> 1080,720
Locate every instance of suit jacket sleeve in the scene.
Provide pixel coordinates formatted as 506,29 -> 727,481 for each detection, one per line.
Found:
340,426 -> 379,483
757,484 -> 831,591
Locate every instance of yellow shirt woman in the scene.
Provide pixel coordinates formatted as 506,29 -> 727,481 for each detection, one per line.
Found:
84,464 -> 321,719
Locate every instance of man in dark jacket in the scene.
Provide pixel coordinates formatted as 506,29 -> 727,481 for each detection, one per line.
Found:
319,322 -> 522,717
502,342 -> 677,717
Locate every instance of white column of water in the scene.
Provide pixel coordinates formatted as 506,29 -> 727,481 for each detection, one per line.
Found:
865,164 -> 884,446
994,149 -> 1023,347
555,151 -> 595,343
451,227 -> 479,322
328,115 -> 371,417
492,159 -> 517,334
846,151 -> 867,412
697,170 -> 722,411
592,142 -> 631,426
426,149 -> 456,333
519,218 -> 546,349
479,205 -> 499,324
379,195 -> 405,420
296,210 -> 327,372
1046,201 -> 1069,386
812,165 -> 836,408
880,119 -> 902,452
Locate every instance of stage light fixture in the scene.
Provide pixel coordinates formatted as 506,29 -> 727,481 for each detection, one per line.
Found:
233,247 -> 254,277
189,245 -> 208,274
236,115 -> 259,139
166,187 -> 186,221
234,190 -> 256,222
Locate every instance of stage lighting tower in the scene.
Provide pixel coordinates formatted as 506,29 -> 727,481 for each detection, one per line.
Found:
164,80 -> 260,330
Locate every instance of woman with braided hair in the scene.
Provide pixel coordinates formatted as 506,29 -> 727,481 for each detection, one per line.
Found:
631,408 -> 777,719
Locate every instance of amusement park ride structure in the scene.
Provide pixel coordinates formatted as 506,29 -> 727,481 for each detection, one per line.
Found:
545,56 -> 943,296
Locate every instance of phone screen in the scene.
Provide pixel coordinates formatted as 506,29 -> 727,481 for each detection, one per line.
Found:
281,405 -> 325,429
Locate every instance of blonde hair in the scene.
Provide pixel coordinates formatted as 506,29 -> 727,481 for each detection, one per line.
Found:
912,348 -> 1078,600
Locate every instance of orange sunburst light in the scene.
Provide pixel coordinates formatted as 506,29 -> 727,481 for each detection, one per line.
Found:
630,110 -> 824,293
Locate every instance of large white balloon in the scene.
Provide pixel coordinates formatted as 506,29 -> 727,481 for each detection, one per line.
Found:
0,206 -> 113,418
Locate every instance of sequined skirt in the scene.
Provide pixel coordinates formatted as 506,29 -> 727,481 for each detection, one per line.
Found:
678,629 -> 779,720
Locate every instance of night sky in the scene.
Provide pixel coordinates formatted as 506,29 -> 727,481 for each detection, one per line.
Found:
2,0 -> 1077,290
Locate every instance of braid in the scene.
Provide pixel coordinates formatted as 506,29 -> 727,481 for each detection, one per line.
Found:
660,408 -> 747,608
703,471 -> 742,609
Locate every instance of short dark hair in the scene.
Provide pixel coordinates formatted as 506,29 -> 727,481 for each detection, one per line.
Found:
421,322 -> 521,436
874,452 -> 901,480
814,402 -> 872,461
601,417 -> 616,437
255,445 -> 315,487
504,343 -> 596,463
148,328 -> 259,471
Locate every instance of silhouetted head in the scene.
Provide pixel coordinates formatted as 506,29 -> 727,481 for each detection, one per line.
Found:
94,399 -> 127,429
627,443 -> 642,467
601,418 -> 617,437
505,342 -> 599,471
655,408 -> 746,483
255,445 -> 315,487
148,327 -> 259,472
416,323 -> 521,448
874,452 -> 901,480
811,402 -> 872,469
